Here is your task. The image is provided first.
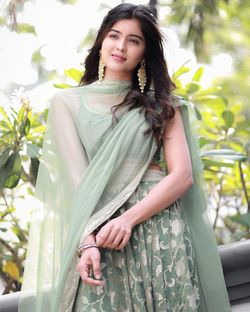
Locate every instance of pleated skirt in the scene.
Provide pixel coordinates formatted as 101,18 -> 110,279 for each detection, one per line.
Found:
73,172 -> 200,312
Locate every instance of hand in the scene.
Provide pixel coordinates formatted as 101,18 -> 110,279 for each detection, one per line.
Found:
76,247 -> 104,286
95,215 -> 133,250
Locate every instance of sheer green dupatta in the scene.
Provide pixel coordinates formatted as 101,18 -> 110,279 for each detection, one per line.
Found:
18,84 -> 157,312
175,98 -> 231,311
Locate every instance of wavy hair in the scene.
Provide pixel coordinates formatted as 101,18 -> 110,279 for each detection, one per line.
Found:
80,3 -> 175,145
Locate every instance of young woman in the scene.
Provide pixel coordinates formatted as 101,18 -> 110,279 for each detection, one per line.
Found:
19,3 -> 231,312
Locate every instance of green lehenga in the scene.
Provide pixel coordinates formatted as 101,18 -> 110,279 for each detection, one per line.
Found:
73,179 -> 200,312
18,80 -> 231,312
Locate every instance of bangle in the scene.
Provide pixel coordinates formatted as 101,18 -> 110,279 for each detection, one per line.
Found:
76,242 -> 98,257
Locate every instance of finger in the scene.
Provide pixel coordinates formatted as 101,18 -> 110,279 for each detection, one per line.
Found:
116,232 -> 131,250
96,226 -> 111,246
78,263 -> 104,286
78,263 -> 90,280
92,256 -> 101,280
101,228 -> 118,248
82,277 -> 104,286
109,232 -> 123,249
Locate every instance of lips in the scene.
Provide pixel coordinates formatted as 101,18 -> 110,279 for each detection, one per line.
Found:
111,53 -> 127,61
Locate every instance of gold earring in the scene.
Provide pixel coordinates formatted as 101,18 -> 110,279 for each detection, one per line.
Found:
98,51 -> 105,82
137,60 -> 147,93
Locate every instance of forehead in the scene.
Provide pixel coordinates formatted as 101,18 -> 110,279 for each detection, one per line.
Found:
109,19 -> 144,37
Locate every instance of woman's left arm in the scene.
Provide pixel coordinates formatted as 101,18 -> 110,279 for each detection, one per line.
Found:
96,108 -> 193,249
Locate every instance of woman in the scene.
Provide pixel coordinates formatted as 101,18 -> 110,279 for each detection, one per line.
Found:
19,3 -> 231,312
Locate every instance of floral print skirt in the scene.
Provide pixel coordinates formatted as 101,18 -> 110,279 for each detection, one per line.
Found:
73,180 -> 200,312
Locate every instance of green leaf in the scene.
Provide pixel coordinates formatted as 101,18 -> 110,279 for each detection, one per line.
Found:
16,23 -> 36,35
192,67 -> 204,82
199,137 -> 211,148
3,261 -> 20,280
0,107 -> 12,128
202,149 -> 247,161
0,147 -> 12,167
203,159 -> 234,168
17,105 -> 26,124
53,83 -> 73,89
30,125 -> 46,134
30,157 -> 40,184
228,213 -> 250,228
194,95 -> 227,109
3,153 -> 22,189
64,68 -> 82,83
0,153 -> 15,191
186,81 -> 201,94
173,66 -> 190,78
20,118 -> 31,137
222,110 -> 234,128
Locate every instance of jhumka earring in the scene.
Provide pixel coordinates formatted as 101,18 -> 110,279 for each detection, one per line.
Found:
137,60 -> 147,93
98,51 -> 105,82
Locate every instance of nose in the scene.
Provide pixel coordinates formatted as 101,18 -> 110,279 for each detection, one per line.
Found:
116,38 -> 126,52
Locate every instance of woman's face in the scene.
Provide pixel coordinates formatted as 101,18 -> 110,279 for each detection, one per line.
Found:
100,18 -> 145,81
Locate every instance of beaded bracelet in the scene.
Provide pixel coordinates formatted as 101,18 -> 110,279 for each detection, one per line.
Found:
76,242 -> 98,257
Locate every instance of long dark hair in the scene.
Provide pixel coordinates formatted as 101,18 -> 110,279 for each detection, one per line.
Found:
80,3 -> 175,145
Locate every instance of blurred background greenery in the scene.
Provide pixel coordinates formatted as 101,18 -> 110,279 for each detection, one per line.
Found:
0,0 -> 249,294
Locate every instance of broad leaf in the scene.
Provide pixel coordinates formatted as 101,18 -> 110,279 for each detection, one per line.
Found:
222,110 -> 234,129
3,261 -> 20,280
192,67 -> 204,82
228,213 -> 250,228
0,147 -> 12,167
3,153 -> 22,189
64,68 -> 82,83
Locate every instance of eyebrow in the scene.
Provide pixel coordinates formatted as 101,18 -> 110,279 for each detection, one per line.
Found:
109,29 -> 144,42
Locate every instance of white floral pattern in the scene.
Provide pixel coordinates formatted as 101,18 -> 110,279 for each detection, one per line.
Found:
73,181 -> 200,312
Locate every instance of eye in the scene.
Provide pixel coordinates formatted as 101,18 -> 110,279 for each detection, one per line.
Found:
109,33 -> 118,39
129,38 -> 140,45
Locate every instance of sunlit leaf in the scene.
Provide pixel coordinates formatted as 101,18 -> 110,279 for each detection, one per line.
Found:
0,107 -> 12,128
53,83 -> 73,89
202,149 -> 247,161
64,68 -> 82,83
199,137 -> 211,148
17,105 -> 26,124
222,110 -> 234,129
3,261 -> 20,280
16,23 -> 36,35
20,118 -> 31,137
192,67 -> 204,82
30,125 -> 46,134
186,82 -> 201,94
173,66 -> 190,78
203,159 -> 234,168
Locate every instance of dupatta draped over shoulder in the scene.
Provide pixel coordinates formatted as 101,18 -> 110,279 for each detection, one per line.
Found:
18,80 -> 231,312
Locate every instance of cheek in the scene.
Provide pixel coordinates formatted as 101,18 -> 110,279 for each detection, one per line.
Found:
101,39 -> 112,56
132,47 -> 145,64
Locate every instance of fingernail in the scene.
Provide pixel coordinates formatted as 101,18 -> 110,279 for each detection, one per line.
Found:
96,273 -> 101,279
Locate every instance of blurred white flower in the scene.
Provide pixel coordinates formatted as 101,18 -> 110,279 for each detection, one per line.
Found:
10,87 -> 30,110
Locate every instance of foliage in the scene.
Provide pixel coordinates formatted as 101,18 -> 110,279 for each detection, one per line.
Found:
173,64 -> 250,244
0,95 -> 46,293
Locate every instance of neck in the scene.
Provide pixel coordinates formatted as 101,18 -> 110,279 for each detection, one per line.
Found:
103,72 -> 132,82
